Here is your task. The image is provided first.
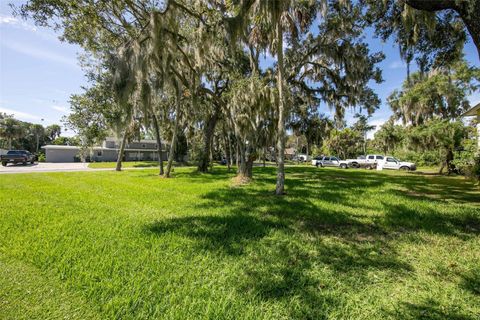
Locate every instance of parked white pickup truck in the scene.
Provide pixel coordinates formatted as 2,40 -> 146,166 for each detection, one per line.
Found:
378,156 -> 416,171
346,154 -> 384,169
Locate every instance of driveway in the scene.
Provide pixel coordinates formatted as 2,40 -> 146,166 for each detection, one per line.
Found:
0,162 -> 91,174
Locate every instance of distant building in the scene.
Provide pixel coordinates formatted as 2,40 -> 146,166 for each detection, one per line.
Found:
0,149 -> 7,155
42,137 -> 168,163
284,147 -> 296,160
461,102 -> 480,151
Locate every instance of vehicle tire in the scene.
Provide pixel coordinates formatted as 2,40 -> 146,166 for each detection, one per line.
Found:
1,162 -> 6,167
400,166 -> 410,171
31,161 -> 35,164
340,163 -> 347,169
350,162 -> 359,169
23,161 -> 27,166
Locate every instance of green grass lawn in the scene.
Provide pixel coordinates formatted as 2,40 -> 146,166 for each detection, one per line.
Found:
88,161 -> 160,168
0,167 -> 479,319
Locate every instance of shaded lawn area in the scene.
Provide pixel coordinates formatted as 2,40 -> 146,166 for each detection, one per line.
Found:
0,166 -> 479,319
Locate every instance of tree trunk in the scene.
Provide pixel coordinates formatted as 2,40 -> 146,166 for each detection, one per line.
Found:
237,142 -> 254,179
460,4 -> 480,60
35,134 -> 39,153
238,141 -> 247,177
152,114 -> 164,175
263,146 -> 266,167
115,128 -> 129,172
198,106 -> 220,173
235,142 -> 240,172
8,137 -> 12,150
165,96 -> 181,178
275,21 -> 286,195
446,148 -> 455,174
223,136 -> 231,171
228,135 -> 234,168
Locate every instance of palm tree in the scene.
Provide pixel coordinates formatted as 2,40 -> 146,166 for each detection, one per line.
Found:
0,117 -> 25,149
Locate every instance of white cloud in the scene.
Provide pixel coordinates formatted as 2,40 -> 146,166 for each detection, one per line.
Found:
366,118 -> 388,139
0,14 -> 37,32
0,106 -> 41,120
388,60 -> 404,69
0,40 -> 79,68
51,105 -> 69,113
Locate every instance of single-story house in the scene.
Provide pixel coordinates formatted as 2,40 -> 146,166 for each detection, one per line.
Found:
461,102 -> 480,151
42,137 -> 168,163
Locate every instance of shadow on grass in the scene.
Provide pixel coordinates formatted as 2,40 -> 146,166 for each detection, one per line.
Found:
381,202 -> 480,238
388,299 -> 477,320
146,214 -> 285,255
143,166 -> 479,318
460,268 -> 480,296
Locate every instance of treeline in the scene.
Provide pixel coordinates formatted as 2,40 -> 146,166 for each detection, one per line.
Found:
0,113 -> 75,152
15,0 -> 480,192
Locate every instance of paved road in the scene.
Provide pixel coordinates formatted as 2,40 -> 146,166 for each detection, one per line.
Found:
0,162 -> 92,174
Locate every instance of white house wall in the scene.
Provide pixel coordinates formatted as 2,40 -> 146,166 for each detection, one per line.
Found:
45,148 -> 80,163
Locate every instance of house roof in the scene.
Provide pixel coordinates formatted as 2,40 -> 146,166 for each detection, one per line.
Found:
462,102 -> 480,117
42,145 -> 81,150
104,137 -> 158,143
41,145 -> 162,152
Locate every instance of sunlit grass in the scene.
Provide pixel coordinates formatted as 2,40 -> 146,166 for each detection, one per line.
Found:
88,161 -> 159,168
0,167 -> 478,319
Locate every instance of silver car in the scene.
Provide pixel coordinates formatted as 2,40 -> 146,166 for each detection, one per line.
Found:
311,156 -> 341,167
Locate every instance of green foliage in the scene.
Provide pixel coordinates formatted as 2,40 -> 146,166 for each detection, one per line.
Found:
366,0 -> 475,68
373,119 -> 405,154
452,127 -> 480,183
1,167 -> 479,319
65,79 -> 120,147
52,136 -> 80,146
37,153 -> 46,162
324,128 -> 363,159
388,60 -> 480,126
0,113 -> 63,152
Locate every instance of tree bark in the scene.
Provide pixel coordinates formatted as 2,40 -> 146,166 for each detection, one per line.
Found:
228,134 -> 234,168
35,134 -> 40,153
275,21 -> 286,195
223,135 -> 231,171
235,142 -> 240,172
115,128 -> 129,172
405,0 -> 480,60
237,141 -> 254,179
263,146 -> 266,167
198,105 -> 220,173
152,114 -> 164,175
165,95 -> 181,178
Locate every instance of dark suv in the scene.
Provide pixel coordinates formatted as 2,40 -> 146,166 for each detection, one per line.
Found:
1,150 -> 36,166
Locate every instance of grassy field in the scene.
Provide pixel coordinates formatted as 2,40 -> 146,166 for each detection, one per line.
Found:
88,161 -> 159,168
0,166 -> 479,319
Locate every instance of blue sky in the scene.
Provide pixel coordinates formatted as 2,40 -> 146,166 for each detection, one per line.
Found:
1,1 -> 479,138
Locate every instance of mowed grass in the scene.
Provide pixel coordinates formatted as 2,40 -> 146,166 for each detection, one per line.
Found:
0,167 -> 479,320
88,161 -> 159,168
